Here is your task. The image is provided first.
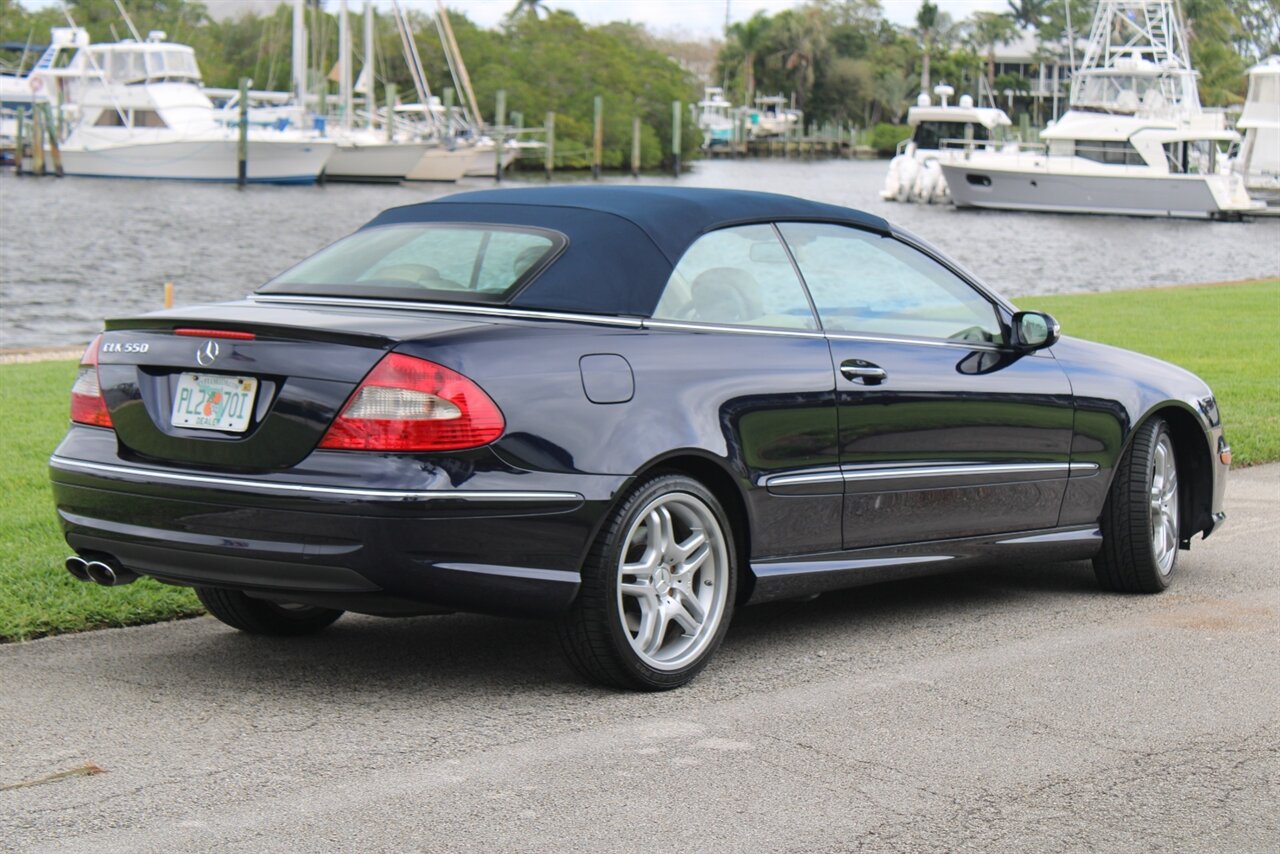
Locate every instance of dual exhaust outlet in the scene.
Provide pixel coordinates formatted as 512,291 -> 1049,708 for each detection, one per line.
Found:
65,555 -> 138,587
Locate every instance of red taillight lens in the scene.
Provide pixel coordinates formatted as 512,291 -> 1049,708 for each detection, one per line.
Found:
70,334 -> 113,428
318,353 -> 504,451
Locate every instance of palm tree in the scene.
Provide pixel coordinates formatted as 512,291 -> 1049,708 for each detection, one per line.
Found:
507,0 -> 549,21
1006,0 -> 1050,31
913,1 -> 956,94
773,8 -> 827,109
726,11 -> 770,105
969,11 -> 1018,91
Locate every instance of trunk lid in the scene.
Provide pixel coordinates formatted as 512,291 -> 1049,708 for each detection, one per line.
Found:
95,300 -> 490,471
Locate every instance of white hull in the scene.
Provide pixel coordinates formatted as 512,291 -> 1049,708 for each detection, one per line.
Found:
58,137 -> 334,183
464,146 -> 519,177
940,159 -> 1263,218
405,147 -> 473,182
324,141 -> 431,181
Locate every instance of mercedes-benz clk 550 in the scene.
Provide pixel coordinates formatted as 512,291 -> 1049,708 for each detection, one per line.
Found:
50,187 -> 1228,690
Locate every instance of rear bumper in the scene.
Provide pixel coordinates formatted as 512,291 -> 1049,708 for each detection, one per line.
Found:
49,432 -> 626,618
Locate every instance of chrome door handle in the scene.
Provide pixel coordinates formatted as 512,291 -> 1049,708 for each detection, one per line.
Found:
840,361 -> 887,384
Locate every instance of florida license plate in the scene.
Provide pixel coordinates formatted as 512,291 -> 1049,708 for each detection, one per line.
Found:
171,372 -> 258,433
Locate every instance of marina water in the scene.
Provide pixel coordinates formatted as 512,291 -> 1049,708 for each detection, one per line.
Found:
2,159 -> 1277,350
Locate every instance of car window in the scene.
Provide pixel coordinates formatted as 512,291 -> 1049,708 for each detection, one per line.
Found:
651,225 -> 817,330
260,224 -> 561,304
777,223 -> 1004,344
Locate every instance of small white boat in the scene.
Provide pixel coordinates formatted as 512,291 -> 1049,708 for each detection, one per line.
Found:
45,32 -> 334,183
405,144 -> 474,181
881,85 -> 1012,204
1234,56 -> 1280,202
696,86 -> 734,149
464,136 -> 543,177
747,94 -> 800,139
939,0 -> 1262,219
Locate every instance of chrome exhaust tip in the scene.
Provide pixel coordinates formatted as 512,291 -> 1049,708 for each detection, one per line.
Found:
65,556 -> 92,582
84,559 -> 138,587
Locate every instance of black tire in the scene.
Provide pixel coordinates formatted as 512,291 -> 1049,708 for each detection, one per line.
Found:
558,473 -> 737,691
195,587 -> 344,636
1094,416 -> 1181,593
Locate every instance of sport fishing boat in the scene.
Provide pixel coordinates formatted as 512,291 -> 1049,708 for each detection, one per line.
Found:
1234,56 -> 1280,203
939,0 -> 1261,219
880,84 -> 1012,204
42,31 -> 333,183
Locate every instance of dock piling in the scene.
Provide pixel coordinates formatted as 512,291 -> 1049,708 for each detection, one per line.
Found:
32,106 -> 45,175
591,96 -> 603,180
237,77 -> 249,187
671,100 -> 681,177
631,116 -> 641,178
39,104 -> 62,176
544,111 -> 555,181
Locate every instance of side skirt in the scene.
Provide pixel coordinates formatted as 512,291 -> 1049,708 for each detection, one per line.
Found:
746,525 -> 1101,604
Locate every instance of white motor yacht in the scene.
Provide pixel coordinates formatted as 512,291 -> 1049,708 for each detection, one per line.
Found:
939,0 -> 1261,218
1234,56 -> 1280,202
696,86 -> 734,149
881,84 -> 1012,204
46,32 -> 333,183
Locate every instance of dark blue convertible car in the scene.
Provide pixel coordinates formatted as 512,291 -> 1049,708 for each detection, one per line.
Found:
50,187 -> 1228,689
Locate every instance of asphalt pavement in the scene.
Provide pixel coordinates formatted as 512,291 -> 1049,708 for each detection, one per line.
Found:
2,465 -> 1277,853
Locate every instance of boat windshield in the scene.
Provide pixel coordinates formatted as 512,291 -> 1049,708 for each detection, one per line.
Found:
260,224 -> 565,305
84,46 -> 201,84
1073,70 -> 1188,115
912,121 -> 992,149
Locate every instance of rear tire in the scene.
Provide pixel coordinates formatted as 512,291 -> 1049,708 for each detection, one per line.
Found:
195,587 -> 344,636
558,474 -> 737,691
1094,417 -> 1181,593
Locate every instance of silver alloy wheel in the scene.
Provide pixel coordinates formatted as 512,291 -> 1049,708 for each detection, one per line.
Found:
616,492 -> 730,671
1150,432 -> 1180,575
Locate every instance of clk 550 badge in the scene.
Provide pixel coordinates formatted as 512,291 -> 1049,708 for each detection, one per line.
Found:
101,342 -> 149,354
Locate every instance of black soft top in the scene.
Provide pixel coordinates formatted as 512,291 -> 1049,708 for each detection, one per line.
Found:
364,186 -> 890,316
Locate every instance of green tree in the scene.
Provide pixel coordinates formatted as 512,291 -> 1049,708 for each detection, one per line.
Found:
913,1 -> 957,94
967,11 -> 1018,91
724,11 -> 770,104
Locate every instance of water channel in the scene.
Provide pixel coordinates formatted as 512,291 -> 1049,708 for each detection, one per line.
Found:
1,158 -> 1276,349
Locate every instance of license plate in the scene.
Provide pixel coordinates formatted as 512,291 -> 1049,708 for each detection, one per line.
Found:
171,372 -> 258,433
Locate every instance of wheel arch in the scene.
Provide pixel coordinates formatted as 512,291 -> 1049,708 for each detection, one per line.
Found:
586,450 -> 755,604
1121,402 -> 1214,542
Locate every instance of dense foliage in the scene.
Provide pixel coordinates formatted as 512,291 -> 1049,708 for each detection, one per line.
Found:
0,0 -> 1271,154
0,0 -> 701,168
715,0 -> 1276,122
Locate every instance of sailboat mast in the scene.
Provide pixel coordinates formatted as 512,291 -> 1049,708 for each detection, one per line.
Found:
292,0 -> 307,115
435,2 -> 484,130
363,0 -> 375,130
339,0 -> 352,129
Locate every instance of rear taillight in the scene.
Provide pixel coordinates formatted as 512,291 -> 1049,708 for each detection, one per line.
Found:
70,334 -> 113,428
318,353 -> 504,451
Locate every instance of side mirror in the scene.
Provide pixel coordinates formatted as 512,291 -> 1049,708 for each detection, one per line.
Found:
1011,311 -> 1060,351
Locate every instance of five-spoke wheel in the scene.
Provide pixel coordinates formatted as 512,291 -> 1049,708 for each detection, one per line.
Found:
558,473 -> 736,690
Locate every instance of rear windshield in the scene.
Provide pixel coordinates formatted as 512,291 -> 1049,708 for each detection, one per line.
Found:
259,223 -> 564,303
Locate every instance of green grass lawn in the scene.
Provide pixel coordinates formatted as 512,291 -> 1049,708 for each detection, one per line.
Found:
1017,280 -> 1279,467
0,361 -> 201,642
1,279 -> 1276,642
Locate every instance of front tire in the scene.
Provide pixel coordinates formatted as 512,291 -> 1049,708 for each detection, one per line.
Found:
1094,417 -> 1181,593
558,474 -> 737,691
195,587 -> 344,636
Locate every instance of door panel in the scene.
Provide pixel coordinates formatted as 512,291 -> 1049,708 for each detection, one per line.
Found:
832,340 -> 1075,546
773,222 -> 1075,549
